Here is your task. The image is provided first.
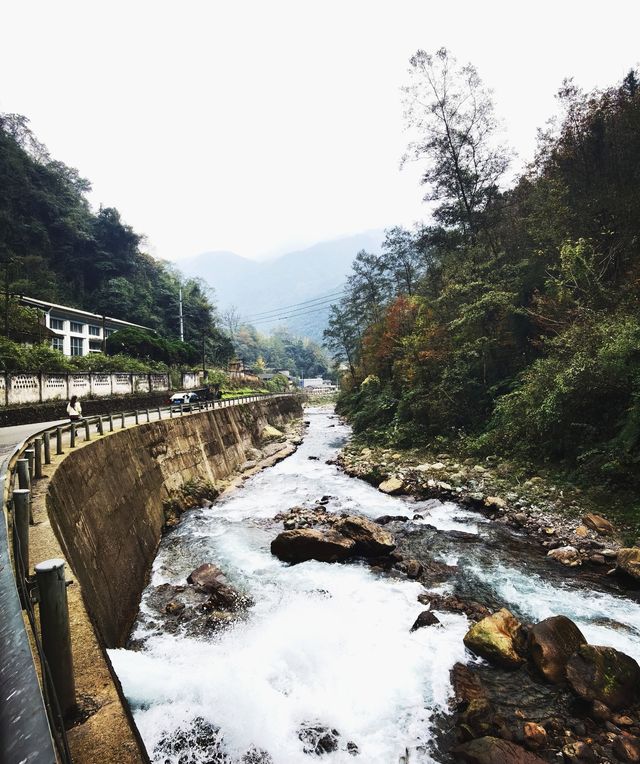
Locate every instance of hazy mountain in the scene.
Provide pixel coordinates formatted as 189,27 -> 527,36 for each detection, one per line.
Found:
181,231 -> 385,342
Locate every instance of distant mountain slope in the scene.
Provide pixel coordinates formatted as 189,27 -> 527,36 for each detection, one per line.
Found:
181,231 -> 385,342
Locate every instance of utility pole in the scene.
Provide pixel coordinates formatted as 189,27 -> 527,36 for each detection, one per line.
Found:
201,330 -> 206,375
179,287 -> 184,342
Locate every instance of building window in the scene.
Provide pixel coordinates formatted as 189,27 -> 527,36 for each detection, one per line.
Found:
50,317 -> 64,331
89,325 -> 101,336
70,337 -> 84,356
70,321 -> 84,333
51,337 -> 64,352
105,328 -> 115,337
89,340 -> 102,351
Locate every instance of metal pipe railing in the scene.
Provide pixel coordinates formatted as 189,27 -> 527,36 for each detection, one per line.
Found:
0,391 -> 298,763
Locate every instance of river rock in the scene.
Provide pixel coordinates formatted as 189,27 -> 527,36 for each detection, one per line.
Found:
374,514 -> 409,525
575,525 -> 589,538
187,563 -> 228,591
582,513 -> 614,535
204,580 -> 251,611
271,529 -> 355,563
484,496 -> 507,511
410,610 -> 441,631
528,615 -> 587,683
547,545 -> 581,566
378,477 -> 404,495
613,735 -> 640,762
335,515 -> 396,556
463,609 -> 525,669
617,548 -> 640,581
453,736 -> 547,764
451,662 -> 486,704
566,644 -> 640,709
523,722 -> 547,750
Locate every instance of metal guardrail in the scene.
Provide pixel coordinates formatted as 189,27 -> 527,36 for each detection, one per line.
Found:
0,392 -> 295,763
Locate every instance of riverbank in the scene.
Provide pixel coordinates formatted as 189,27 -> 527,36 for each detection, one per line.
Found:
336,441 -> 640,586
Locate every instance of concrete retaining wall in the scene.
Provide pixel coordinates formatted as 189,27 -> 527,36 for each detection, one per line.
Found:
46,395 -> 302,647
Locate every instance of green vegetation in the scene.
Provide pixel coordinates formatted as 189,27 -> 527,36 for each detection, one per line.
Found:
330,51 -> 640,494
0,113 -> 232,364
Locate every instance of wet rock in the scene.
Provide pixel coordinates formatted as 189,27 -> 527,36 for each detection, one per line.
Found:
410,610 -> 441,631
566,644 -> 640,709
613,735 -> 640,762
453,736 -> 547,764
617,548 -> 640,581
523,722 -> 547,750
165,599 -> 185,615
419,592 -> 490,621
378,477 -> 405,495
451,662 -> 487,705
271,529 -> 355,564
374,514 -> 409,525
562,740 -> 596,762
463,609 -> 525,669
528,615 -> 587,684
187,563 -> 228,591
590,700 -> 612,721
513,512 -> 528,525
547,545 -> 582,567
402,559 -> 424,579
582,513 -> 614,535
204,580 -> 251,612
298,724 -> 340,755
335,515 -> 396,557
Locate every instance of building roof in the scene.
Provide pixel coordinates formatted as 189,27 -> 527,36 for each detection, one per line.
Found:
19,296 -> 152,331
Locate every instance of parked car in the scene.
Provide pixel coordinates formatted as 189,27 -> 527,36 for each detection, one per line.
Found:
169,391 -> 200,411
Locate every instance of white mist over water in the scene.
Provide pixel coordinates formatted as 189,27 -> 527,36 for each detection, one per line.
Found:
110,407 -> 640,763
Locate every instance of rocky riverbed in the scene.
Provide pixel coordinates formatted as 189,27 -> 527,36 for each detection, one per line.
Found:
110,407 -> 640,764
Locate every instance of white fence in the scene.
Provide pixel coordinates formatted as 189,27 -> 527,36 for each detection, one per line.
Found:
3,371 -> 171,407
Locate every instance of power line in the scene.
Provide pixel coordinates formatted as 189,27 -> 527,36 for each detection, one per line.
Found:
243,289 -> 346,319
250,302 -> 338,326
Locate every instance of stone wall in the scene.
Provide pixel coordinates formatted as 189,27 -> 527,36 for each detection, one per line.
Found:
46,395 -> 302,647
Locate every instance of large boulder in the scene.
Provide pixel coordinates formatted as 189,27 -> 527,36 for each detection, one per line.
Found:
261,424 -> 285,442
335,515 -> 396,557
463,609 -> 525,669
528,615 -> 587,683
271,529 -> 355,564
582,513 -> 614,535
378,477 -> 404,495
187,563 -> 227,591
566,644 -> 640,709
453,736 -> 547,764
617,548 -> 640,581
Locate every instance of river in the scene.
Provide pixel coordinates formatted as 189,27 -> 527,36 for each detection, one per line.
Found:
109,406 -> 640,763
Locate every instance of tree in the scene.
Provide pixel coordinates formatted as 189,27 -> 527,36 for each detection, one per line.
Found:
403,48 -> 512,239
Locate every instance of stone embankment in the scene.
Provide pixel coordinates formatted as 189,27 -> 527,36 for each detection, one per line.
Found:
336,444 -> 640,585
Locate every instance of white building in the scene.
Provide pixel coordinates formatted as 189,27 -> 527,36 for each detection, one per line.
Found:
20,296 -> 152,358
300,377 -> 337,391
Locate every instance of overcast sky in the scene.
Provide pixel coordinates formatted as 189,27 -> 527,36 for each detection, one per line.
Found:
2,1 -> 638,262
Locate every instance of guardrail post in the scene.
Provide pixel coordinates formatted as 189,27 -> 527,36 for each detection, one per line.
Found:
134,410 -> 139,425
169,404 -> 173,418
84,419 -> 91,441
70,422 -> 76,448
157,406 -> 161,420
34,438 -> 43,479
56,427 -> 64,455
145,409 -> 150,423
109,414 -> 114,432
34,559 -> 76,718
12,488 -> 30,605
121,412 -> 125,429
25,448 -> 35,480
43,431 -> 51,464
97,416 -> 104,436
17,458 -> 30,491
180,403 -> 184,416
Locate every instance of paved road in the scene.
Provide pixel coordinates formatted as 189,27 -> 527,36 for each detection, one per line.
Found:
0,419 -> 68,468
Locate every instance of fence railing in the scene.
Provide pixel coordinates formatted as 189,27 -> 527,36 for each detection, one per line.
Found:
0,392 -> 295,763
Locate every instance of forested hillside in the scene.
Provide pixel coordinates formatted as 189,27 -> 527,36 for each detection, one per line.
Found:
329,51 -> 640,490
0,113 -> 230,360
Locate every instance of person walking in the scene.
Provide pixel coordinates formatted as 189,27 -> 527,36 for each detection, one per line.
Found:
66,395 -> 82,421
